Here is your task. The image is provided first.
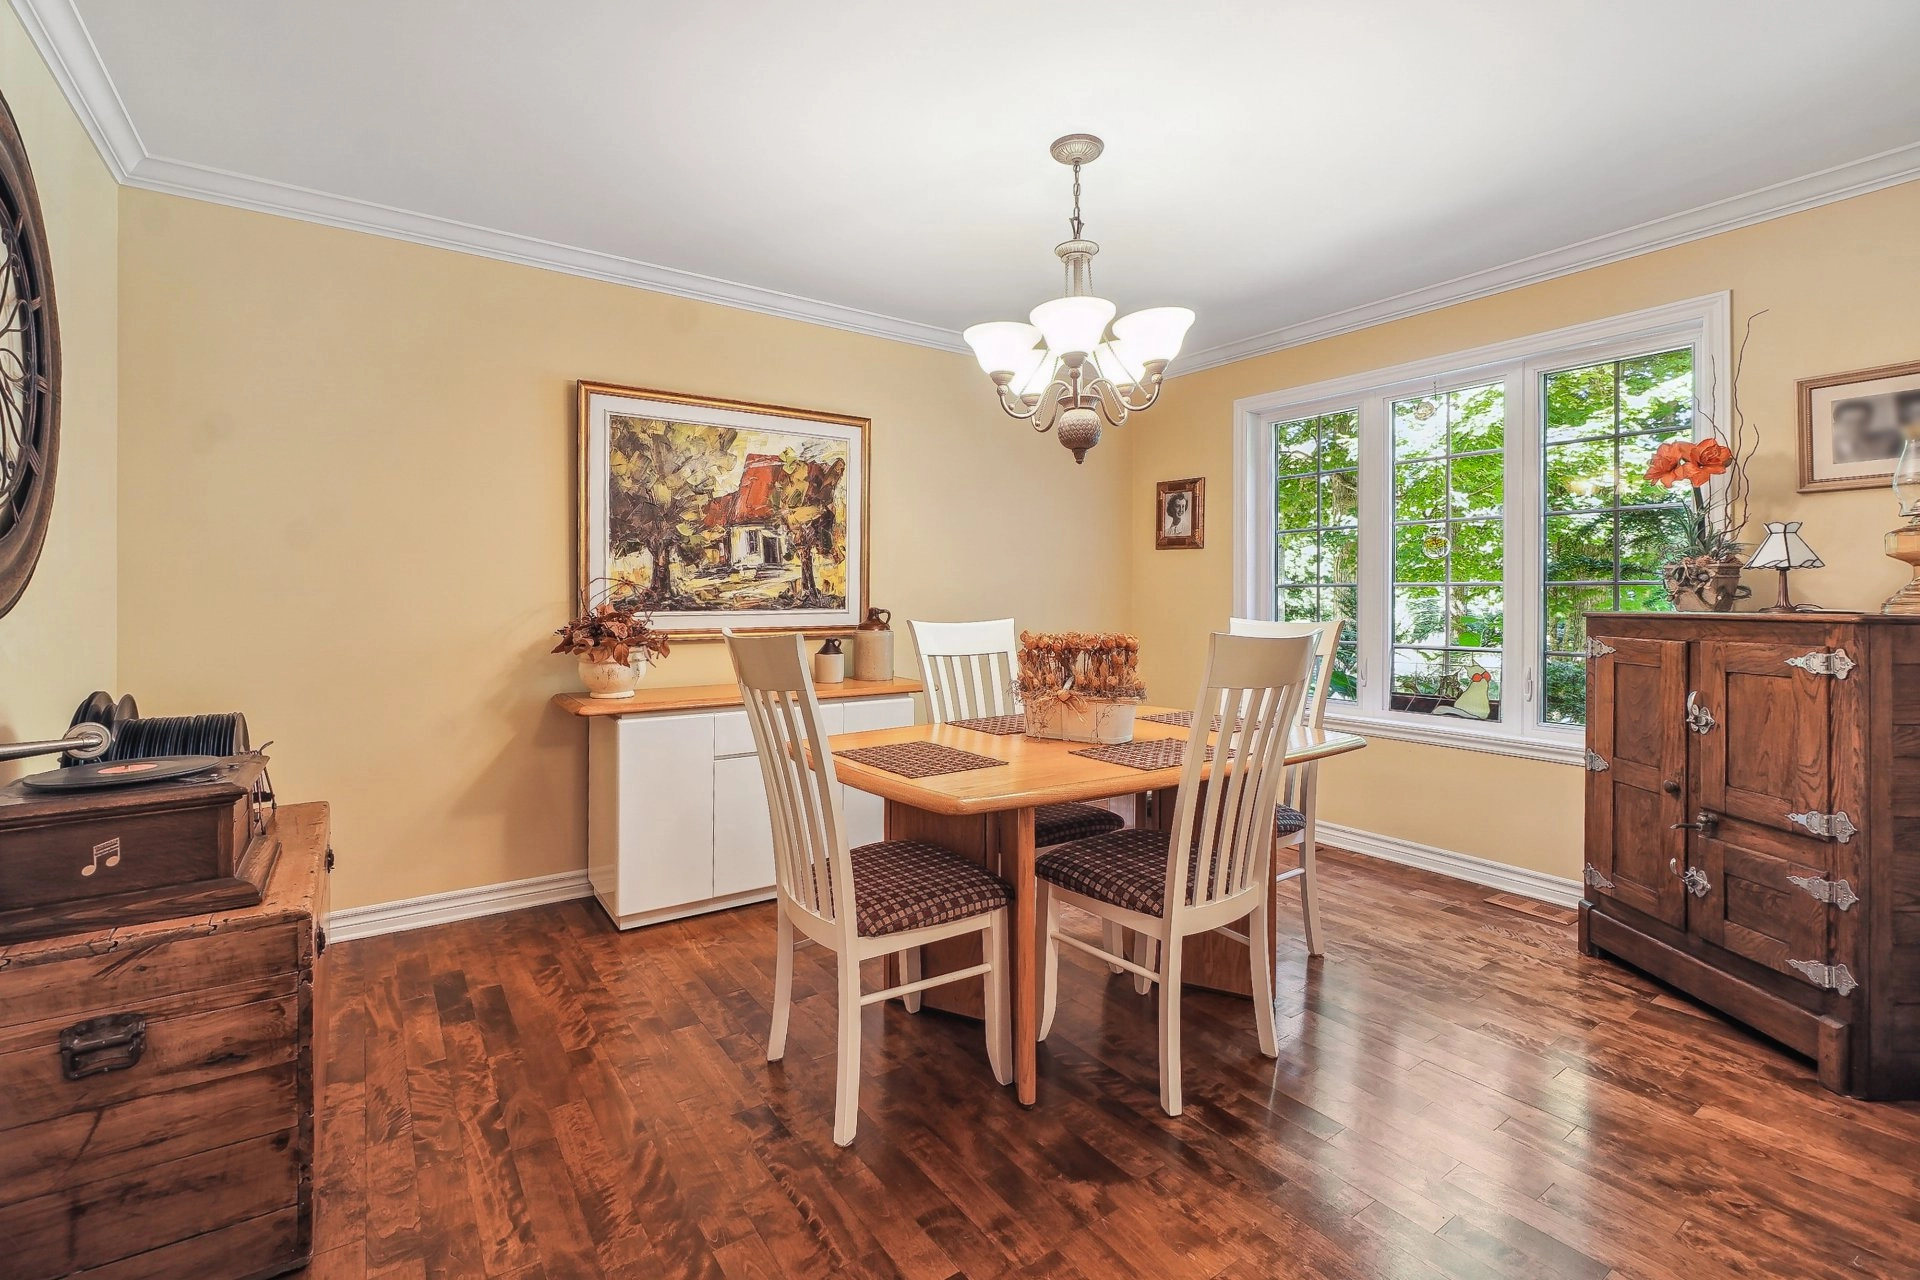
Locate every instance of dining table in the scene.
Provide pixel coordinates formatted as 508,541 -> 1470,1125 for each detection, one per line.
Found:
824,705 -> 1368,1106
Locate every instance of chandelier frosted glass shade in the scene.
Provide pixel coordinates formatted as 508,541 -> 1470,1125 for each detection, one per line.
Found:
963,134 -> 1194,463
962,321 -> 1044,378
1111,307 -> 1195,364
1029,296 -> 1117,359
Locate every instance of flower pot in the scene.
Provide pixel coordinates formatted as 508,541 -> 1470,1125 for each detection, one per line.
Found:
1663,556 -> 1751,613
579,655 -> 648,699
1023,699 -> 1137,744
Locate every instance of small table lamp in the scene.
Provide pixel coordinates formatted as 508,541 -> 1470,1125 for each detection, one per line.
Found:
1747,521 -> 1823,612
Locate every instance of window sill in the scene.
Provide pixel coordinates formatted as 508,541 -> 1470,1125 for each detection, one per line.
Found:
1322,709 -> 1585,767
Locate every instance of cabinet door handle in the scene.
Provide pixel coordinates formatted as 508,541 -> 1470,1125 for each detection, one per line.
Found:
1669,860 -> 1712,898
1684,692 -> 1716,734
1662,778 -> 1682,796
1671,810 -> 1719,834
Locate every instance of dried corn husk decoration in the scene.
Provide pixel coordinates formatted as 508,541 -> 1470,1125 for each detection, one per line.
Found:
1016,631 -> 1147,714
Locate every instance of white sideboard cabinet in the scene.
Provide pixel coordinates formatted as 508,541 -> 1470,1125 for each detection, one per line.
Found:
558,678 -> 921,930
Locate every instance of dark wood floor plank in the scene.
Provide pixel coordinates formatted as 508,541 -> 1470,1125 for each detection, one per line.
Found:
317,848 -> 1920,1280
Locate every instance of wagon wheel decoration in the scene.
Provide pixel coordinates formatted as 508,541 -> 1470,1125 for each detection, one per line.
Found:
0,89 -> 59,619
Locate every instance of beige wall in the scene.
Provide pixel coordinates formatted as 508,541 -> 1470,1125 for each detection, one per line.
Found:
1130,179 -> 1920,880
116,190 -> 1132,910
0,10 -> 117,781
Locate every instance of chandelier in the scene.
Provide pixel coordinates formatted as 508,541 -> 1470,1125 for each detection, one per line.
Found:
962,134 -> 1194,463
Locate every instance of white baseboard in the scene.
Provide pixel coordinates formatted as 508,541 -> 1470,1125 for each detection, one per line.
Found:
324,825 -> 1579,944
325,869 -> 593,943
1317,823 -> 1582,909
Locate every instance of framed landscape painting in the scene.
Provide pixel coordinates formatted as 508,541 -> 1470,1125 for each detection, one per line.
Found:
578,382 -> 869,635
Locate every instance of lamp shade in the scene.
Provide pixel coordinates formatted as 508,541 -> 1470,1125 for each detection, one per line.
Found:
1013,349 -> 1060,399
1092,340 -> 1146,389
962,321 -> 1043,377
1030,296 -> 1116,358
1111,306 -> 1195,364
1746,521 -> 1824,569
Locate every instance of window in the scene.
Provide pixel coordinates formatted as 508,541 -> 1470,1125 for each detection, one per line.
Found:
1390,383 -> 1506,721
1233,296 -> 1727,765
1273,410 -> 1360,699
1540,349 -> 1693,724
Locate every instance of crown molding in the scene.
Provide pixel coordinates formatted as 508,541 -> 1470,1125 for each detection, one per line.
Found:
1176,140 -> 1920,375
7,0 -> 967,353
16,0 -> 1920,369
8,0 -> 140,179
122,153 -> 968,351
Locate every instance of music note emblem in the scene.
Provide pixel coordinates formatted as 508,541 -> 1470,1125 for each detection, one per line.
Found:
81,838 -> 122,877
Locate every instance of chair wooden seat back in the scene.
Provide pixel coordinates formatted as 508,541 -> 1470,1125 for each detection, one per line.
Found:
1228,616 -> 1342,813
909,618 -> 1019,724
1164,632 -> 1316,922
726,631 -> 855,945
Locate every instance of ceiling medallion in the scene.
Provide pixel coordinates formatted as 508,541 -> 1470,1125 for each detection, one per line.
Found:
962,134 -> 1193,463
0,88 -> 60,618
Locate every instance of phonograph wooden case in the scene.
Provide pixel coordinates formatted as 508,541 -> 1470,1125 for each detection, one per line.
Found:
0,757 -> 276,944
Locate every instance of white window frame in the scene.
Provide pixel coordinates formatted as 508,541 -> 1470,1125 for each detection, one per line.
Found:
1234,293 -> 1730,766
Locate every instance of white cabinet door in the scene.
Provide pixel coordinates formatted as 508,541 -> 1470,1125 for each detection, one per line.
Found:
712,704 -> 847,898
838,696 -> 917,847
615,713 -> 714,915
712,754 -> 776,898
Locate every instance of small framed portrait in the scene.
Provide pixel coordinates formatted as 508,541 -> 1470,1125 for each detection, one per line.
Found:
1798,359 -> 1920,493
1155,477 -> 1205,550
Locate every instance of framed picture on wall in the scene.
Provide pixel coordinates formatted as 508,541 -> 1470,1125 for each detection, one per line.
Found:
1155,477 -> 1205,550
577,381 -> 869,635
1798,359 -> 1920,492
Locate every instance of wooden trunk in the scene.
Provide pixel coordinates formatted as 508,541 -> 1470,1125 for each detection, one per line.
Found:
0,802 -> 331,1278
1582,613 -> 1920,1100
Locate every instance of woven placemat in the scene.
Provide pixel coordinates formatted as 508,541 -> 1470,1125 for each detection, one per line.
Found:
948,714 -> 1029,736
1070,737 -> 1217,771
1139,710 -> 1245,733
836,741 -> 1008,779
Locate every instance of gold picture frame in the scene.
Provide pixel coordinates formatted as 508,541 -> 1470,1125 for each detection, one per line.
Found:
1155,477 -> 1205,550
577,381 -> 871,637
1797,358 -> 1920,493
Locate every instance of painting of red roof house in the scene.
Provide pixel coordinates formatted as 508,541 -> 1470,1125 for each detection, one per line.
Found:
581,383 -> 868,634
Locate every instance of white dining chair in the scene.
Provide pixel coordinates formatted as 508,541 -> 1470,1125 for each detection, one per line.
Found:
907,617 -> 1130,1004
909,618 -> 1127,850
1035,631 -> 1315,1116
726,631 -> 1013,1146
1229,615 -> 1344,956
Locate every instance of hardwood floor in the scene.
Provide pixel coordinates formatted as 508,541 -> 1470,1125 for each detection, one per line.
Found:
310,850 -> 1920,1280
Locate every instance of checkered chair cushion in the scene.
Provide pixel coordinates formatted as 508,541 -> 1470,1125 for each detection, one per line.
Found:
1037,828 -> 1180,916
1036,807 -> 1308,917
848,840 -> 1013,938
1034,801 -> 1126,847
1275,806 -> 1307,838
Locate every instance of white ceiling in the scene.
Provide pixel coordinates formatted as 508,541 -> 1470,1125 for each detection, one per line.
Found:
30,0 -> 1920,363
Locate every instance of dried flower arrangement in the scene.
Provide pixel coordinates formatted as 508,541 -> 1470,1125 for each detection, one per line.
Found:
1016,631 -> 1147,709
552,598 -> 673,666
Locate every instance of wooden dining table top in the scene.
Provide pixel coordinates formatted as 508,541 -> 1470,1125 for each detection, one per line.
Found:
824,705 -> 1367,816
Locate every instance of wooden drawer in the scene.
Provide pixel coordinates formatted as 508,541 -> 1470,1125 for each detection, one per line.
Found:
2,1130 -> 298,1278
0,991 -> 299,1138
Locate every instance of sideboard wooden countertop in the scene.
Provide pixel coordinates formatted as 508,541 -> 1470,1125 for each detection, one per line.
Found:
552,676 -> 923,718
